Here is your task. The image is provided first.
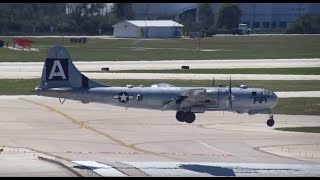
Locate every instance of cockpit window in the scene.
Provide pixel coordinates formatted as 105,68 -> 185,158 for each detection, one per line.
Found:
252,92 -> 257,96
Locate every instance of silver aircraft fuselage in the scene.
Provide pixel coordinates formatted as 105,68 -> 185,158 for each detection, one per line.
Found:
36,86 -> 278,115
35,45 -> 279,126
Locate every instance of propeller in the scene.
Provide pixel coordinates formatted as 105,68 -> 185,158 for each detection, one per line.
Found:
228,76 -> 233,109
212,75 -> 215,87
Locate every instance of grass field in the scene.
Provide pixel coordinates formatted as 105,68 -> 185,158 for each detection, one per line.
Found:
1,79 -> 320,95
273,98 -> 320,116
275,127 -> 320,133
0,35 -> 319,62
112,67 -> 320,75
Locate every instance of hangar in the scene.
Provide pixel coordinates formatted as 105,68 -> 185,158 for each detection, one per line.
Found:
113,20 -> 183,38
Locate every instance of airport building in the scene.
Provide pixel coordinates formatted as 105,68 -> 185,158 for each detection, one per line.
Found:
112,20 -> 183,38
65,3 -> 320,29
131,3 -> 320,29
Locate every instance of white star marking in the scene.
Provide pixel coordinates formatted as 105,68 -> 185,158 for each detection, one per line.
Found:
119,92 -> 128,102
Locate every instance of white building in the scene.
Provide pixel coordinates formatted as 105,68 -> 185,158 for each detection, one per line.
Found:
113,20 -> 184,38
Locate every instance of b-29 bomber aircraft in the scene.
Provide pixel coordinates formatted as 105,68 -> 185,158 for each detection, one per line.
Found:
35,46 -> 279,127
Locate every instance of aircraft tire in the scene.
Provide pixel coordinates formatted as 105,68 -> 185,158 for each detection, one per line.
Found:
184,112 -> 196,123
176,111 -> 185,122
267,119 -> 275,127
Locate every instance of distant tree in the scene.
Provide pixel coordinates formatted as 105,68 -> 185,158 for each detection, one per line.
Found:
216,3 -> 242,30
66,3 -> 105,34
176,8 -> 197,33
56,16 -> 78,34
78,3 -> 105,17
0,4 -> 11,34
111,3 -> 134,21
286,14 -> 320,34
0,3 -> 114,35
197,3 -> 215,32
0,3 -> 66,34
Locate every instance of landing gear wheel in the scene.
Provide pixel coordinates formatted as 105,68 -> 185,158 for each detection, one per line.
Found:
176,111 -> 185,122
267,119 -> 274,127
266,114 -> 275,127
184,112 -> 196,124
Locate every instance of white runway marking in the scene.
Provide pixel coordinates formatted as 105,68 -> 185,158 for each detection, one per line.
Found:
275,91 -> 320,98
1,58 -> 319,72
72,161 -> 127,176
197,140 -> 236,156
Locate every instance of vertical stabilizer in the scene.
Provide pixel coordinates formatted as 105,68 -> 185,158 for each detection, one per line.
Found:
38,45 -> 109,89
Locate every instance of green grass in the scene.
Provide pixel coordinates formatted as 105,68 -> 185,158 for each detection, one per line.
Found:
112,67 -> 320,75
275,127 -> 320,133
273,98 -> 320,116
0,35 -> 320,62
0,79 -> 38,95
1,79 -> 320,95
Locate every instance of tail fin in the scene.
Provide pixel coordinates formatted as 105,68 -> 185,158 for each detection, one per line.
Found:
38,45 -> 109,89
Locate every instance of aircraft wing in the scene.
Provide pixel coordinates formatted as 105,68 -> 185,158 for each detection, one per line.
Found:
162,88 -> 206,111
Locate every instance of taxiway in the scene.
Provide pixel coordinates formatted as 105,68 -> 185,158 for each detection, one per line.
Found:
0,95 -> 319,176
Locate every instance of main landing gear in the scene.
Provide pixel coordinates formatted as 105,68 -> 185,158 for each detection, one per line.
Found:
267,114 -> 275,127
176,111 -> 196,123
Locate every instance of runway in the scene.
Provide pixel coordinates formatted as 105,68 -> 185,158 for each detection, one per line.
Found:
0,95 -> 319,176
1,35 -> 319,176
1,59 -> 319,72
1,59 -> 319,80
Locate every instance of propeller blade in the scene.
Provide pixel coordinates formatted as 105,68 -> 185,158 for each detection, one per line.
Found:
229,76 -> 232,108
212,76 -> 215,87
229,76 -> 231,94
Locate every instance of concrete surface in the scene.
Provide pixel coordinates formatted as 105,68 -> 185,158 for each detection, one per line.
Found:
0,95 -> 319,176
275,91 -> 320,98
1,59 -> 319,72
1,58 -> 319,80
0,146 -> 75,177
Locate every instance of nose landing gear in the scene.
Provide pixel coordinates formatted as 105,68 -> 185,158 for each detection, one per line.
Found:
267,114 -> 275,127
